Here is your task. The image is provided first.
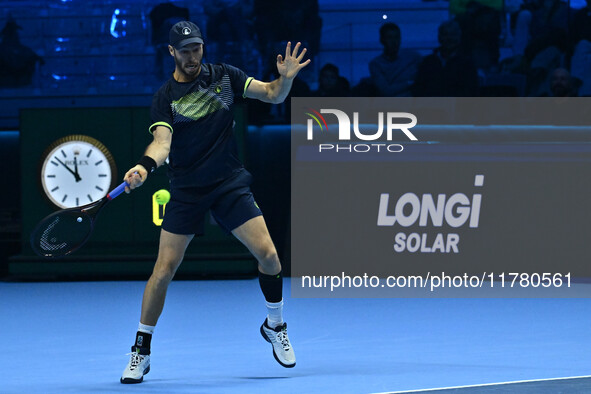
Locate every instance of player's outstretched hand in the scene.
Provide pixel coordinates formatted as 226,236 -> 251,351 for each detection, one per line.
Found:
276,42 -> 311,80
124,166 -> 147,193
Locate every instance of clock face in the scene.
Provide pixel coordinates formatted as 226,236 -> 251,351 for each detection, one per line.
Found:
40,135 -> 116,208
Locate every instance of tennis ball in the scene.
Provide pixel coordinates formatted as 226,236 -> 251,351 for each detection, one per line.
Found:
155,189 -> 171,205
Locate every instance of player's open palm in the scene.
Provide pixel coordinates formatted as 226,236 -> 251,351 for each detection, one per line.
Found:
276,42 -> 311,80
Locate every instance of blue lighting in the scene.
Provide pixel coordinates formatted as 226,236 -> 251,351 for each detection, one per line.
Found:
110,10 -> 119,38
110,9 -> 128,38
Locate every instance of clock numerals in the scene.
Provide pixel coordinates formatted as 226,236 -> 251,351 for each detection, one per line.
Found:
61,194 -> 68,203
87,149 -> 93,158
95,160 -> 103,166
87,194 -> 93,202
95,186 -> 104,192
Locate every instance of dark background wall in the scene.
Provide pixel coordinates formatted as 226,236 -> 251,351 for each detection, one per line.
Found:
1,0 -> 589,278
0,0 -> 452,278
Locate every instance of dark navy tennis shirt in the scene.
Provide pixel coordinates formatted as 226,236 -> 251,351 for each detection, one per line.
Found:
150,63 -> 253,187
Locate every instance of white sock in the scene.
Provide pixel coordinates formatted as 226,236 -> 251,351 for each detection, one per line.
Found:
266,299 -> 284,328
138,322 -> 155,334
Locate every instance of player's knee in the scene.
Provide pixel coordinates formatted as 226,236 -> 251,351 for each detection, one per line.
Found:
152,259 -> 180,283
256,245 -> 279,267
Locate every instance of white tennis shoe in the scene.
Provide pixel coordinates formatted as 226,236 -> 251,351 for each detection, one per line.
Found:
260,319 -> 296,368
120,349 -> 150,384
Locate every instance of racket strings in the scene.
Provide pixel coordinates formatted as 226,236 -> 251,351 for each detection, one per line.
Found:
39,216 -> 67,251
31,211 -> 92,256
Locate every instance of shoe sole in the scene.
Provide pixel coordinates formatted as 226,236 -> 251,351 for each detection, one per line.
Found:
260,325 -> 296,368
120,365 -> 150,384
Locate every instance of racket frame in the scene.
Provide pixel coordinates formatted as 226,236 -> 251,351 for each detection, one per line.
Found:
30,180 -> 129,258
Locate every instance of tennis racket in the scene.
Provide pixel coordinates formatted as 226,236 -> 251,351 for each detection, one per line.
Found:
30,180 -> 130,258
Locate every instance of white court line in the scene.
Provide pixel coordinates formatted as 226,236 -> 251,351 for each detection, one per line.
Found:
371,375 -> 591,394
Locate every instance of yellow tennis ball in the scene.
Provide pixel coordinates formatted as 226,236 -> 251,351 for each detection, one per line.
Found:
154,189 -> 170,205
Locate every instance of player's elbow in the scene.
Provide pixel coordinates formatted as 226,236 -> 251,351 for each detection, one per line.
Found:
264,84 -> 285,104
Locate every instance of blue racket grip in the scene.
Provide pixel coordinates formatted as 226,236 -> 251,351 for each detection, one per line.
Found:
107,181 -> 129,200
107,171 -> 139,200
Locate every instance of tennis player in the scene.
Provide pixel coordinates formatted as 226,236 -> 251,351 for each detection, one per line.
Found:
120,21 -> 310,383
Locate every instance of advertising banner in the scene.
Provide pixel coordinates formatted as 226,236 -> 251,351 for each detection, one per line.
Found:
291,98 -> 591,297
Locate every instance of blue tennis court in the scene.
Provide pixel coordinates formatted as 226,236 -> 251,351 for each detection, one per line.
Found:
1,278 -> 590,393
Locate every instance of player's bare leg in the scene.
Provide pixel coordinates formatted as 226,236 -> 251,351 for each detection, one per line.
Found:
232,215 -> 281,275
121,229 -> 193,383
141,230 -> 194,325
232,216 -> 296,367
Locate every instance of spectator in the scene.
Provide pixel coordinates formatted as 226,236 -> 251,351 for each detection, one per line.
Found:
412,20 -> 479,97
529,0 -> 568,39
571,0 -> 591,45
205,0 -> 259,74
312,63 -> 350,97
350,77 -> 379,97
521,0 -> 570,96
501,0 -> 539,75
506,0 -> 568,77
0,15 -> 44,88
526,44 -> 564,96
570,0 -> 591,96
523,0 -> 569,64
369,23 -> 422,97
254,0 -> 321,77
149,2 -> 190,81
456,1 -> 502,71
545,67 -> 577,97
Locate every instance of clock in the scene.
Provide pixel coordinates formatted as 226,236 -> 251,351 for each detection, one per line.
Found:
39,135 -> 117,208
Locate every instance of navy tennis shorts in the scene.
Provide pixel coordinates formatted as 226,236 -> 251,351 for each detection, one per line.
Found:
162,168 -> 262,235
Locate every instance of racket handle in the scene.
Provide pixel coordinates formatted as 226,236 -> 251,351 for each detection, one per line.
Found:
107,171 -> 140,200
107,181 -> 129,200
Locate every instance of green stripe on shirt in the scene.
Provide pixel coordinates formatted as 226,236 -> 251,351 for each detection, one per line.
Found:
149,122 -> 173,134
243,77 -> 254,98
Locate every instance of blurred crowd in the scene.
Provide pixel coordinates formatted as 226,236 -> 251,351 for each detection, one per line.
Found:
218,0 -> 591,124
1,0 -> 589,111
327,0 -> 591,100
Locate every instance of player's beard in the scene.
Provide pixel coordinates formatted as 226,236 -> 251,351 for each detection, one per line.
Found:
174,56 -> 201,81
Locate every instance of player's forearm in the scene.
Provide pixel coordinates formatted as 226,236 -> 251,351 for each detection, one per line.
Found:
144,139 -> 170,168
265,76 -> 293,104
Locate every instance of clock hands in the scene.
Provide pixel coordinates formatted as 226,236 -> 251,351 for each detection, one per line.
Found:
54,156 -> 82,182
73,156 -> 81,180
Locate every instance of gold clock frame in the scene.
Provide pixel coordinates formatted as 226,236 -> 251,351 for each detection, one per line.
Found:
38,134 -> 118,208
